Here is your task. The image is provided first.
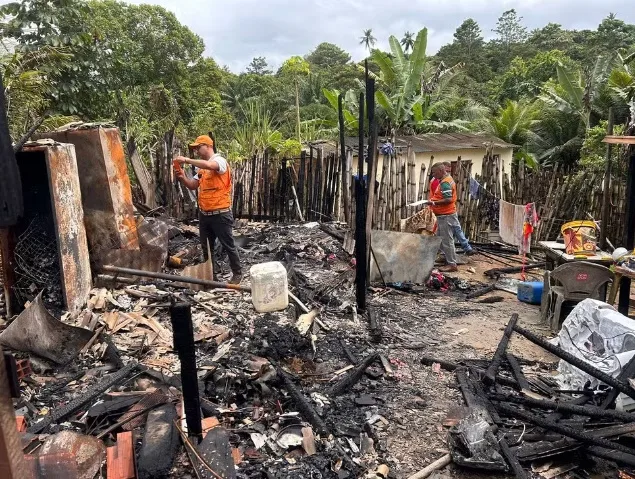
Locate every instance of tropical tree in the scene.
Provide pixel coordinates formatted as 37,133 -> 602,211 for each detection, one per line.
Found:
539,58 -> 612,130
480,99 -> 540,167
359,29 -> 376,53
401,32 -> 415,54
608,51 -> 635,110
280,56 -> 310,142
370,28 -> 466,133
246,56 -> 271,75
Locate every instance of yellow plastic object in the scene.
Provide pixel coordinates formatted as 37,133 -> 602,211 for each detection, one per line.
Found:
561,220 -> 597,256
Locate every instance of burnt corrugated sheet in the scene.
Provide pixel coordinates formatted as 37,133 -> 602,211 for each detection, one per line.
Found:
0,72 -> 23,227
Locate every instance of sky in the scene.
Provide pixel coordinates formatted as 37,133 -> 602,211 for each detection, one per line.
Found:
100,0 -> 635,72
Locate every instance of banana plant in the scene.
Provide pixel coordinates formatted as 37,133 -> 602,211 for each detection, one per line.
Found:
321,87 -> 359,132
608,52 -> 635,106
371,28 -> 465,133
540,57 -> 612,129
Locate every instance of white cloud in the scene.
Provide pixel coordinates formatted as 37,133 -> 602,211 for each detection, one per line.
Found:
125,0 -> 635,72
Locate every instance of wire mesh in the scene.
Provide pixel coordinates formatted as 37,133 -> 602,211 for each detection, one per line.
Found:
12,216 -> 63,307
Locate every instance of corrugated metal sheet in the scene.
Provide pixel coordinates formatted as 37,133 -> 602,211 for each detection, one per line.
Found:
314,133 -> 517,154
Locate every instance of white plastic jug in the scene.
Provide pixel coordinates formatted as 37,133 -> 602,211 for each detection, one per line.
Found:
250,261 -> 289,313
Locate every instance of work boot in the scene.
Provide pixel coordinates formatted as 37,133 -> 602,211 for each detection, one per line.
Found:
440,264 -> 458,273
229,273 -> 242,285
464,248 -> 476,256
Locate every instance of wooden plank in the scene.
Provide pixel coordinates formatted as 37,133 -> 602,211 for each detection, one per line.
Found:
106,431 -> 136,479
603,135 -> 635,145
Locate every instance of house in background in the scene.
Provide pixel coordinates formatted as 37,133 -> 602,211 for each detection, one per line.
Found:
314,132 -> 516,188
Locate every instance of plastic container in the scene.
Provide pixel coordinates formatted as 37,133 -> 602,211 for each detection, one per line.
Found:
561,220 -> 597,256
250,261 -> 289,313
517,281 -> 544,305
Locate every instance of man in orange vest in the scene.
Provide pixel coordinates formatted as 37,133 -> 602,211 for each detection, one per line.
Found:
429,162 -> 460,272
174,135 -> 242,284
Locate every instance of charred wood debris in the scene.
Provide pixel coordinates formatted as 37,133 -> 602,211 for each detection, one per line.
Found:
1,221 -> 634,479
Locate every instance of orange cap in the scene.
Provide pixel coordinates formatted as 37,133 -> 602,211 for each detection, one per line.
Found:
190,135 -> 214,148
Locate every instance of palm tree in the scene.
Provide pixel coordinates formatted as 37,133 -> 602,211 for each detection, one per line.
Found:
359,29 -> 376,53
484,99 -> 540,146
401,31 -> 415,54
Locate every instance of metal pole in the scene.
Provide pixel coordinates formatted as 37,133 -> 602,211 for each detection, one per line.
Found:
600,108 -> 614,250
619,147 -> 635,315
101,265 -> 251,292
355,92 -> 367,311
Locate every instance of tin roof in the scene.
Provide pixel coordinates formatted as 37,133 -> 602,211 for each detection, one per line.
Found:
310,132 -> 517,154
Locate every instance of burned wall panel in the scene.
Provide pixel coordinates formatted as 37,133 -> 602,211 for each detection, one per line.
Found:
34,126 -> 139,253
2,143 -> 91,316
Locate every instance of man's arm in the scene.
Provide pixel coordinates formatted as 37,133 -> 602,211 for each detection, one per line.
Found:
175,170 -> 200,190
175,155 -> 226,172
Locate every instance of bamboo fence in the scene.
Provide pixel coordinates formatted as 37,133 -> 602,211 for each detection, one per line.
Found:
127,138 -> 630,247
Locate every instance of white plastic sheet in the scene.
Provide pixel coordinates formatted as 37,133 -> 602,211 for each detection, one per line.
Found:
554,298 -> 635,391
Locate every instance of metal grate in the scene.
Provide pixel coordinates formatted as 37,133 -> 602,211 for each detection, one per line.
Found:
12,216 -> 62,306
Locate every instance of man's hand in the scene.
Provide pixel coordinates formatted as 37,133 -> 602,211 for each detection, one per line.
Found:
174,155 -> 189,165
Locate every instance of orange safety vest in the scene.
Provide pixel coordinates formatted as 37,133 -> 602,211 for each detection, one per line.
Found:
198,164 -> 232,211
430,174 -> 457,216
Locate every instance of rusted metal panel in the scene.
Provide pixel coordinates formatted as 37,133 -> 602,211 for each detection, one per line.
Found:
22,144 -> 92,315
34,126 -> 139,252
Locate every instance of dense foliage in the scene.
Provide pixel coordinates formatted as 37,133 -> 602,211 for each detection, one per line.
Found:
1,2 -> 634,167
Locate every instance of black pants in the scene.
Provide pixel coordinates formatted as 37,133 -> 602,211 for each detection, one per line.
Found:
199,211 -> 242,275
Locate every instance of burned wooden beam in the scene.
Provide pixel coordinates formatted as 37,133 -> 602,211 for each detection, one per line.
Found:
338,338 -> 359,365
498,436 -> 528,479
601,353 -> 635,410
505,353 -> 531,393
170,303 -> 202,440
367,305 -> 382,342
484,263 -> 545,279
456,368 -> 479,409
485,314 -> 519,384
278,369 -> 359,473
496,403 -> 635,461
513,324 -> 635,401
330,353 -> 379,397
28,362 -> 138,434
465,283 -> 496,300
421,357 -> 519,389
279,369 -> 329,435
587,446 -> 635,468
489,393 -> 635,422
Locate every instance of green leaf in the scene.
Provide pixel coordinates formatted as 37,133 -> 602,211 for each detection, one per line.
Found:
375,90 -> 397,122
322,88 -> 339,110
556,64 -> 583,109
404,28 -> 428,97
370,50 -> 397,87
388,35 -> 406,75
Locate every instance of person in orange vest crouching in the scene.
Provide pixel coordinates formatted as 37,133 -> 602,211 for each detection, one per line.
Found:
174,135 -> 242,284
429,162 -> 460,273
